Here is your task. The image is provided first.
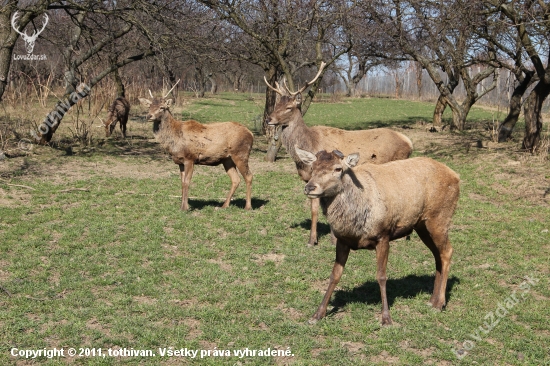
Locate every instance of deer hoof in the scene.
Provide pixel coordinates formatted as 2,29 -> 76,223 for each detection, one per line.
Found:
307,317 -> 319,325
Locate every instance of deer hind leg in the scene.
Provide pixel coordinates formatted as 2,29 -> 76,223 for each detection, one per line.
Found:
108,121 -> 116,137
375,237 -> 392,325
415,220 -> 453,310
310,240 -> 350,324
120,115 -> 128,138
222,158 -> 240,208
308,197 -> 320,247
233,157 -> 253,210
179,161 -> 194,211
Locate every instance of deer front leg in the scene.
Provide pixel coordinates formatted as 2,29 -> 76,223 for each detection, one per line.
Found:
308,197 -> 320,247
330,228 -> 337,246
375,237 -> 392,325
179,161 -> 194,210
309,240 -> 350,324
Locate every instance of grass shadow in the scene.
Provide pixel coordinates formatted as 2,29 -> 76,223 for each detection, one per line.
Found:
188,198 -> 268,210
326,274 -> 460,317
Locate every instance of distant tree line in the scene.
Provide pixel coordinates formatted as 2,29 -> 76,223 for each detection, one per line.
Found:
0,0 -> 548,153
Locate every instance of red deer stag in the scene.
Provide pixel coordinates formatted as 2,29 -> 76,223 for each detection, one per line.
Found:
103,97 -> 130,138
139,83 -> 253,210
264,62 -> 413,246
295,147 -> 460,325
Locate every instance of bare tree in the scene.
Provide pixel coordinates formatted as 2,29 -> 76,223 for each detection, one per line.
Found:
199,0 -> 354,162
484,0 -> 550,151
366,0 -> 498,130
0,0 -> 52,102
32,1 -> 165,144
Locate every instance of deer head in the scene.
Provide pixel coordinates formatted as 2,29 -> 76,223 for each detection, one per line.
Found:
264,62 -> 326,127
11,11 -> 49,54
139,79 -> 180,122
295,147 -> 359,198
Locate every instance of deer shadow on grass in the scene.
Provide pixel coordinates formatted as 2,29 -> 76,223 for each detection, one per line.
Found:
291,219 -> 331,240
326,274 -> 460,317
187,198 -> 268,210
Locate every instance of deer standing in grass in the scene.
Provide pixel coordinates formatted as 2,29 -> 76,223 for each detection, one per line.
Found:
264,62 -> 413,246
295,148 -> 460,325
139,83 -> 253,210
103,97 -> 130,138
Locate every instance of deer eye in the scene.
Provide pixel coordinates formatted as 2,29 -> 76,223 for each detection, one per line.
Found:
334,167 -> 342,173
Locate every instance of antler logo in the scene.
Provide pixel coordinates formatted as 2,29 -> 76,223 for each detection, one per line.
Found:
11,11 -> 49,54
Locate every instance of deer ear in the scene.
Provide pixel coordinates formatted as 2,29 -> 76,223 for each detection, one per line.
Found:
295,145 -> 317,165
294,93 -> 302,105
344,153 -> 360,168
139,98 -> 152,108
165,99 -> 173,107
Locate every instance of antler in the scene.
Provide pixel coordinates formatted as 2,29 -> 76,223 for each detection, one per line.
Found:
148,89 -> 154,98
284,61 -> 327,96
33,13 -> 49,38
11,12 -> 48,40
11,11 -> 27,38
163,79 -> 180,98
263,76 -> 286,96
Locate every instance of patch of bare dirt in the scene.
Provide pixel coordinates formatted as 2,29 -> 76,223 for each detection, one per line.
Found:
0,186 -> 32,207
133,295 -> 158,305
252,253 -> 285,266
86,317 -> 112,337
183,317 -> 202,340
369,350 -> 399,364
341,340 -> 365,354
276,302 -> 304,321
207,258 -> 233,273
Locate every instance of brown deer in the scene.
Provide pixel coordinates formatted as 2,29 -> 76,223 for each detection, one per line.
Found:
103,97 -> 130,138
295,147 -> 460,325
139,85 -> 253,210
264,62 -> 413,246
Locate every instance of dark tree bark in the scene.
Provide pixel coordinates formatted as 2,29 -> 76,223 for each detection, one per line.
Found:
432,95 -> 447,127
113,68 -> 125,98
522,80 -> 550,151
498,72 -> 535,142
415,62 -> 423,99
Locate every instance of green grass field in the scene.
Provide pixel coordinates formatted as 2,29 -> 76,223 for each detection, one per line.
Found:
0,94 -> 549,365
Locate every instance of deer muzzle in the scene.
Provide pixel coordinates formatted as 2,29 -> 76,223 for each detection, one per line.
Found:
304,182 -> 321,198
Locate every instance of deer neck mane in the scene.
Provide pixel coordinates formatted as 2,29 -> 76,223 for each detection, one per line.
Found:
321,171 -> 376,237
153,110 -> 182,153
282,114 -> 320,176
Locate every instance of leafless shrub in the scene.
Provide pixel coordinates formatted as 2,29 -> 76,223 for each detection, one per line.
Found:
490,118 -> 499,143
68,107 -> 95,146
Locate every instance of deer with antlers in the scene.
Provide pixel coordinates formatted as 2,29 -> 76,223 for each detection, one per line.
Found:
11,11 -> 49,54
139,81 -> 254,210
265,62 -> 413,246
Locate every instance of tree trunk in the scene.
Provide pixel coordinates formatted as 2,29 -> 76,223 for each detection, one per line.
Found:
264,66 -> 281,162
498,79 -> 532,142
113,68 -> 125,98
522,80 -> 550,151
415,62 -> 423,99
394,71 -> 402,99
207,73 -> 217,94
194,67 -> 205,98
432,95 -> 447,127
